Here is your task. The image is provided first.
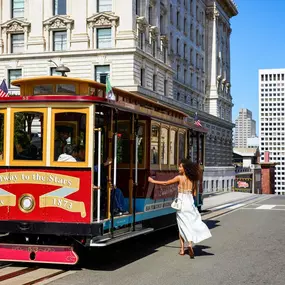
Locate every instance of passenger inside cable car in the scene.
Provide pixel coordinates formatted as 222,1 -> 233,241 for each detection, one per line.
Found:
14,130 -> 38,160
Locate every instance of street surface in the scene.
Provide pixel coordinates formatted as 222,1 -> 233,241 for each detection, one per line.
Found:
0,194 -> 284,284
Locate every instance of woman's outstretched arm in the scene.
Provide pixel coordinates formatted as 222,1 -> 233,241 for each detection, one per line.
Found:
148,175 -> 180,185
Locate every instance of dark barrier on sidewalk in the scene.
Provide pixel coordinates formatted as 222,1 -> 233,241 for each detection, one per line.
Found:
235,166 -> 261,194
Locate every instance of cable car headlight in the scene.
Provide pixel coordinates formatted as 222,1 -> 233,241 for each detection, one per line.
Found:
19,194 -> 35,213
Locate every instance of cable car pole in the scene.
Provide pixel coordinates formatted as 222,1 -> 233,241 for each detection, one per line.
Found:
133,116 -> 139,231
96,128 -> 101,222
111,110 -> 118,236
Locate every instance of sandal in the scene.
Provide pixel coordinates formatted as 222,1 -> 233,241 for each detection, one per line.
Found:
188,246 -> 195,259
178,248 -> 185,255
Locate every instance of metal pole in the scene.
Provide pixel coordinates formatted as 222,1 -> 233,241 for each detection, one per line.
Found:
113,134 -> 117,189
252,168 -> 255,194
111,112 -> 118,235
135,136 -> 138,185
97,129 -> 101,222
133,118 -> 139,231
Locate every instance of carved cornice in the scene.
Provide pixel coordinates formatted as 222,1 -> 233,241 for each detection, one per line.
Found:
160,35 -> 168,45
149,25 -> 159,37
149,0 -> 156,6
217,0 -> 238,17
43,15 -> 74,30
206,8 -> 220,21
87,12 -> 119,28
1,19 -> 31,33
136,16 -> 148,31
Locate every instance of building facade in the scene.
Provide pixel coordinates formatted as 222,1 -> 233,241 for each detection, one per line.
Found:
247,136 -> 259,148
259,68 -> 285,195
0,0 -> 237,194
234,108 -> 256,148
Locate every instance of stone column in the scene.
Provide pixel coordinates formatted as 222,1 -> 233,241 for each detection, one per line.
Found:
89,25 -> 94,49
49,30 -> 53,51
209,9 -> 219,95
67,23 -> 71,50
227,28 -> 232,82
44,26 -> 49,51
7,33 -> 11,54
24,27 -> 28,52
2,28 -> 7,54
94,27 -> 97,49
111,21 -> 116,48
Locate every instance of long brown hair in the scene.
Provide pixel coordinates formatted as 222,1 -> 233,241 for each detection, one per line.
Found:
180,159 -> 202,183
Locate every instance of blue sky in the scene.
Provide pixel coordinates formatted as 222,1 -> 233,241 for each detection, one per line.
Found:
231,0 -> 285,134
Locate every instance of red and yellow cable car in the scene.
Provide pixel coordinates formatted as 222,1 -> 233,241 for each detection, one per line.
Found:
0,75 -> 207,265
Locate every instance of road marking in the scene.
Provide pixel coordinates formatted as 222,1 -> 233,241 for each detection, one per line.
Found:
208,195 -> 272,212
203,196 -> 273,220
256,204 -> 276,210
211,203 -> 234,210
242,208 -> 285,211
0,266 -> 27,277
228,203 -> 245,210
0,266 -> 74,285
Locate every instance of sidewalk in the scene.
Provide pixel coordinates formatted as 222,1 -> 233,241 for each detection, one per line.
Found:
202,191 -> 261,210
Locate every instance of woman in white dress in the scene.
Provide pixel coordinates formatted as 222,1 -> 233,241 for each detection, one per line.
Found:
148,159 -> 212,258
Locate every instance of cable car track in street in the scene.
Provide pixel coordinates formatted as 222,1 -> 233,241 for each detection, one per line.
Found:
0,262 -> 75,284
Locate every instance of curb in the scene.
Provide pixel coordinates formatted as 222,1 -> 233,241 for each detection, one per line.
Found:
201,195 -> 271,220
202,194 -> 263,211
202,191 -> 233,198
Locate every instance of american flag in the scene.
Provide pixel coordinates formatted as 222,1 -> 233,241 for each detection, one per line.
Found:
194,112 -> 202,127
0,79 -> 9,97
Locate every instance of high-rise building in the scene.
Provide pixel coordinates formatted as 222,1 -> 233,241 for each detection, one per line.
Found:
0,0 -> 238,193
259,69 -> 285,195
234,108 -> 256,148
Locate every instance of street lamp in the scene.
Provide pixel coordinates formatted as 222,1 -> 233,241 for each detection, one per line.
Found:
48,60 -> 70,77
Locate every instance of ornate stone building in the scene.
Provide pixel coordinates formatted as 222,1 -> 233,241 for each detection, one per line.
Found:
0,0 -> 237,193
168,0 -> 237,192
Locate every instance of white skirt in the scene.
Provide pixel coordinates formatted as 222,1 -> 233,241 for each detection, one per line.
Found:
176,192 -> 212,244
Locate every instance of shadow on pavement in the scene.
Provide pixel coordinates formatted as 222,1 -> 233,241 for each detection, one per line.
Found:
205,219 -> 221,230
193,245 -> 214,257
81,226 -> 180,271
81,220 -> 219,270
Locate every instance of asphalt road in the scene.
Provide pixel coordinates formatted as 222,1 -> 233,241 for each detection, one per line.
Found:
50,196 -> 285,285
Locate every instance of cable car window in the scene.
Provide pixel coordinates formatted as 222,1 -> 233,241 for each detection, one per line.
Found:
117,121 -> 130,164
0,113 -> 4,161
33,85 -> 53,95
170,129 -> 177,165
161,127 -> 168,165
151,124 -> 159,164
116,121 -> 145,167
178,132 -> 186,162
53,112 -> 86,162
13,111 -> 43,160
56,84 -> 76,95
137,123 -> 145,165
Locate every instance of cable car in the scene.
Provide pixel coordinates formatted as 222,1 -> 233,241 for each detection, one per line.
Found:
0,75 -> 207,265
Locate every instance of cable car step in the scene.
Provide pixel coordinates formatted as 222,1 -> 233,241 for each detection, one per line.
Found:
90,227 -> 154,247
